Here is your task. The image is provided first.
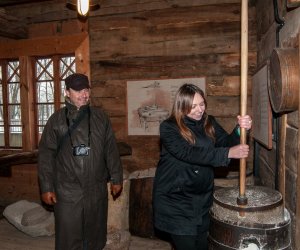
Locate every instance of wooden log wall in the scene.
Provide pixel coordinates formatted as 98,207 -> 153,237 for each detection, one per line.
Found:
88,1 -> 257,172
0,165 -> 40,205
0,0 -> 256,199
255,0 -> 300,248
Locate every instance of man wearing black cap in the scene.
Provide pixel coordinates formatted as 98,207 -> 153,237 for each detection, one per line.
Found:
38,73 -> 123,250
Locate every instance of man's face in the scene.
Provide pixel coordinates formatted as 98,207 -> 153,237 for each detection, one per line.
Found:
65,88 -> 90,109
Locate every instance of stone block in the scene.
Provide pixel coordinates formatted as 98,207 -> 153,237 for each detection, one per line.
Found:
107,170 -> 130,232
105,230 -> 131,250
3,200 -> 54,237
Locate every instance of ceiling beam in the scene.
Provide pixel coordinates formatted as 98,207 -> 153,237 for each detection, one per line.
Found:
0,8 -> 28,39
0,0 -> 52,7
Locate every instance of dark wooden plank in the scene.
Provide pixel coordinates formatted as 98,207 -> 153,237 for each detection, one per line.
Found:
207,76 -> 252,96
90,24 -> 256,60
287,0 -> 300,7
5,1 -> 245,23
0,9 -> 27,39
0,151 -> 38,168
91,52 -> 257,80
0,142 -> 132,169
0,33 -> 88,58
129,177 -> 154,238
89,4 -> 256,31
206,96 -> 252,117
296,33 -> 300,250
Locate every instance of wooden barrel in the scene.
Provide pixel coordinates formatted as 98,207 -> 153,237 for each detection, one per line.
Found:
269,48 -> 299,113
129,176 -> 155,238
208,186 -> 291,249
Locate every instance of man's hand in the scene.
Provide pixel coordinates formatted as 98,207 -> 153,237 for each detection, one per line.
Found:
110,184 -> 123,198
41,192 -> 57,205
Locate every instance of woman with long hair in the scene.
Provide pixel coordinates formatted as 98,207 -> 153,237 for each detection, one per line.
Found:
153,83 -> 252,250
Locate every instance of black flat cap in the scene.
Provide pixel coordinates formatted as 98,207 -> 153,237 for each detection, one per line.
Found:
65,73 -> 90,91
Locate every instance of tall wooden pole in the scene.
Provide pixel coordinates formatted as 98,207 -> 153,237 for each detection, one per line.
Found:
237,0 -> 248,205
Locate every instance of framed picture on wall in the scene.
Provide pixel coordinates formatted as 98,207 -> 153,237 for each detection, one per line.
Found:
127,77 -> 206,135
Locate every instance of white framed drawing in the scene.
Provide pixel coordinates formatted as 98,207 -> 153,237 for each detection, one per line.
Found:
127,77 -> 206,135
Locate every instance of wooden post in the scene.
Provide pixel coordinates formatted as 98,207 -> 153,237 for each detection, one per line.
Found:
237,0 -> 248,205
20,56 -> 35,151
295,33 -> 300,250
278,114 -> 287,206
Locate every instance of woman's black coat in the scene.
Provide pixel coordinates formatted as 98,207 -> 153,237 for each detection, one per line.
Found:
153,115 -> 240,235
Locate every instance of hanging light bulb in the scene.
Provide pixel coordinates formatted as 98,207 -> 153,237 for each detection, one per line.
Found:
66,0 -> 100,17
77,0 -> 89,16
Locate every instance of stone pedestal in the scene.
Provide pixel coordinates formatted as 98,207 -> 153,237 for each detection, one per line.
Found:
105,170 -> 131,250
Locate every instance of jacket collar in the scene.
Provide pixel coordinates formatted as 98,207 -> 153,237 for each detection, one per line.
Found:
183,116 -> 204,126
65,97 -> 90,112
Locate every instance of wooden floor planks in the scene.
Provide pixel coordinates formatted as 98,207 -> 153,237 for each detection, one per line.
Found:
0,219 -> 55,250
0,218 -> 172,250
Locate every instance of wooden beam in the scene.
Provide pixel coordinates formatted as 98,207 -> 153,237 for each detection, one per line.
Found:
20,56 -> 36,151
0,0 -> 52,7
0,142 -> 132,168
75,35 -> 91,78
287,0 -> 300,8
278,114 -> 287,205
296,32 -> 300,250
0,8 -> 27,39
88,4 -> 257,61
0,32 -> 88,58
5,1 -> 246,23
90,52 -> 257,80
0,150 -> 38,168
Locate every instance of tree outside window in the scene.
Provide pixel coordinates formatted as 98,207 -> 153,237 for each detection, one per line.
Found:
0,55 -> 75,149
35,55 -> 75,141
0,60 -> 22,148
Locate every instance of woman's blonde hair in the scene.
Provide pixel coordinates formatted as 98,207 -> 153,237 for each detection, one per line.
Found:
170,83 -> 215,144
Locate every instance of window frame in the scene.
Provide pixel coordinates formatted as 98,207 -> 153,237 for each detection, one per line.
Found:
0,33 -> 90,151
0,59 -> 23,149
33,54 -> 76,145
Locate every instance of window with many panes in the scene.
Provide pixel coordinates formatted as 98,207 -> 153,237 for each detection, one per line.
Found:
35,55 -> 75,142
0,32 -> 89,152
0,60 -> 22,148
0,55 -> 76,149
